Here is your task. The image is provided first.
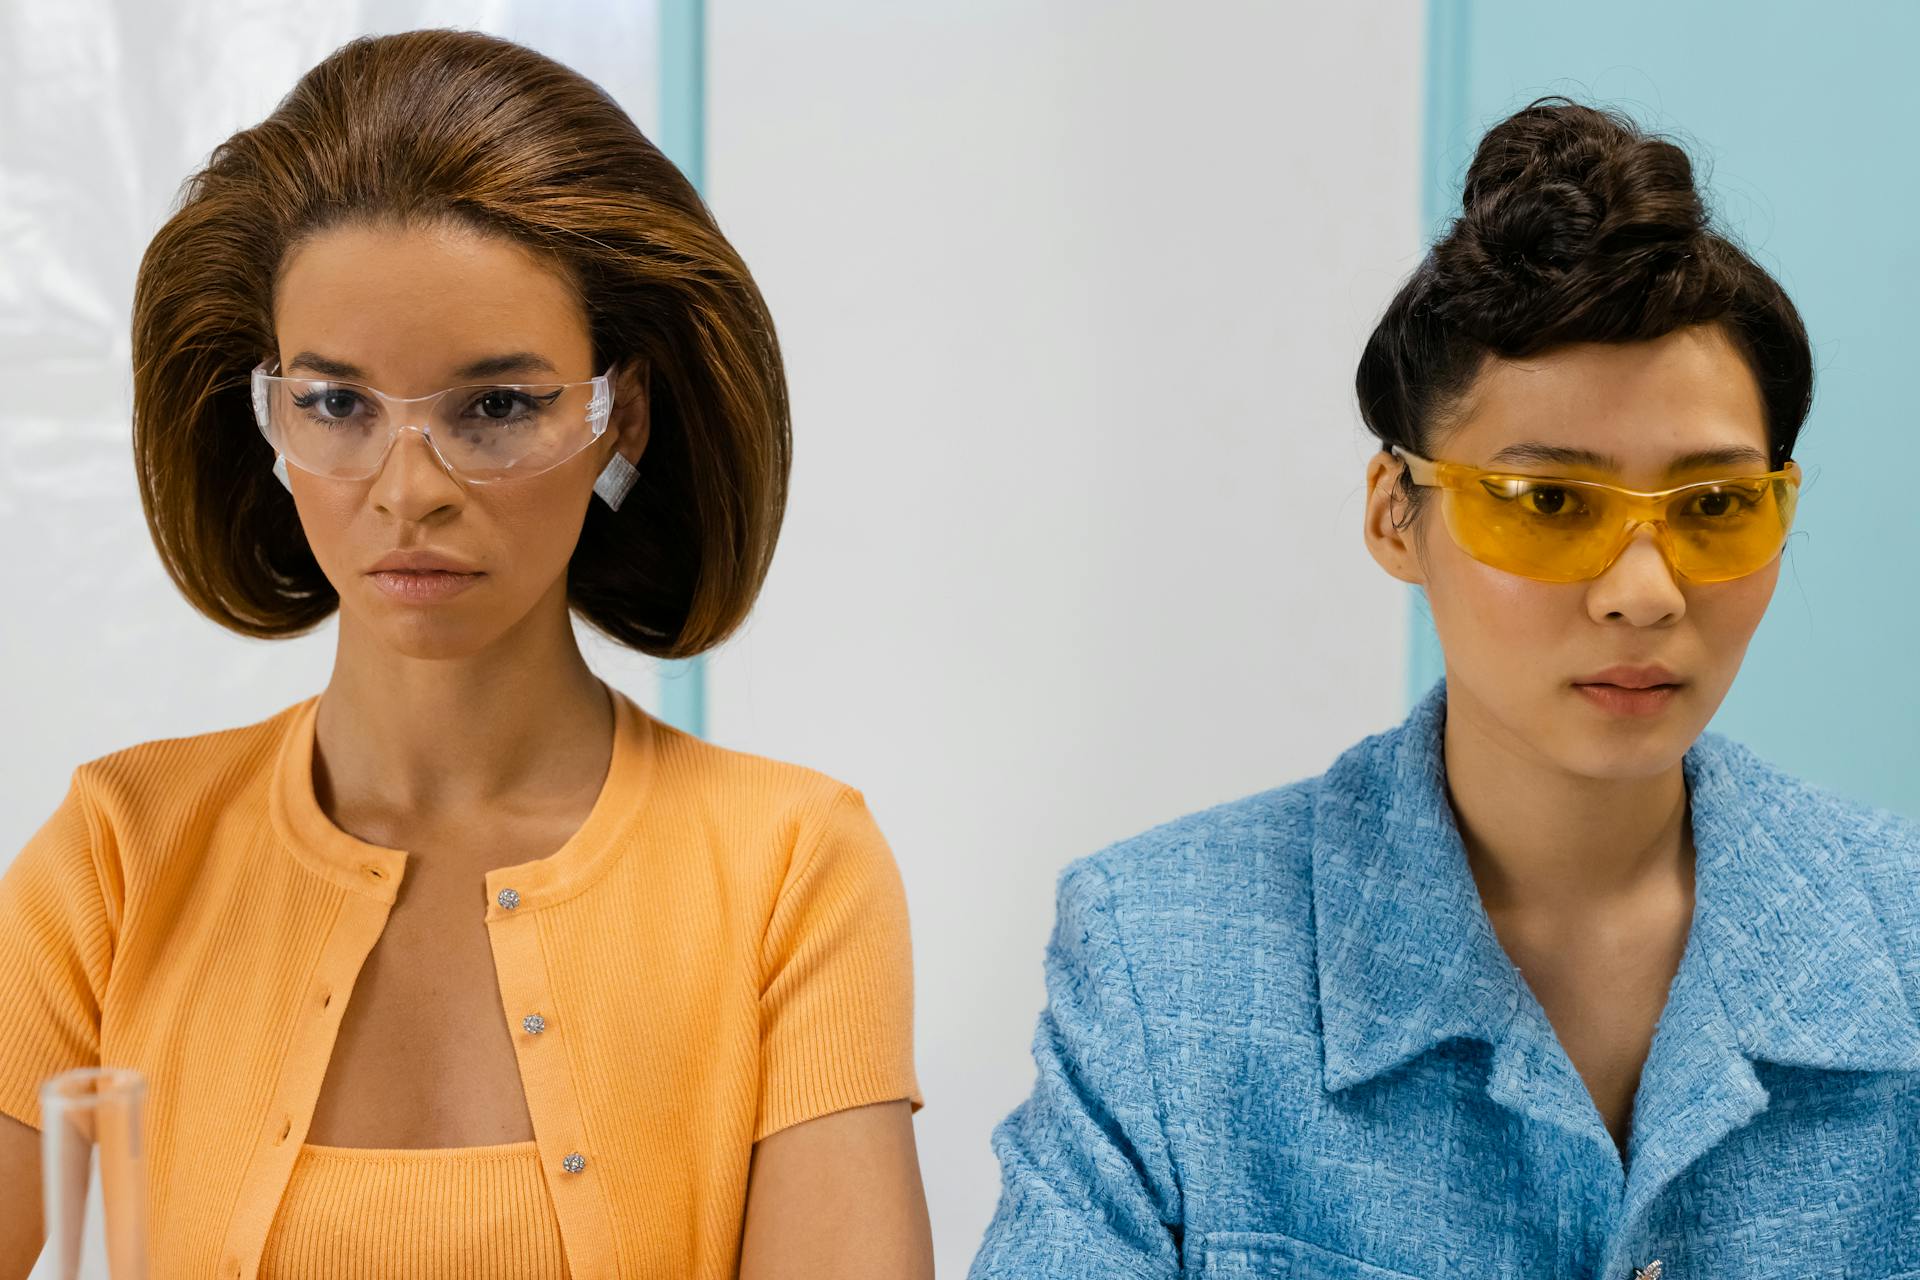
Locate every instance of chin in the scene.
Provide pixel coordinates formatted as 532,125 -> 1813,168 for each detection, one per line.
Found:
371,617 -> 503,662
1542,697 -> 1709,782
349,592 -> 510,662
345,573 -> 517,661
1549,737 -> 1692,783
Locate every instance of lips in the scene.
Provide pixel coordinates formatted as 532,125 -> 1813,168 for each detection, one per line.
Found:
366,550 -> 484,604
368,550 -> 481,574
1572,666 -> 1685,717
1576,665 -> 1681,691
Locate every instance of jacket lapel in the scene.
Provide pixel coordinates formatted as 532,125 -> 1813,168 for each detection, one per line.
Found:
1614,732 -> 1920,1236
1312,686 -> 1615,1155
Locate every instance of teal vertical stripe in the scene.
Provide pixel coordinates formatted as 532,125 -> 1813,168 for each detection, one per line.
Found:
659,0 -> 706,190
1407,0 -> 1472,706
1421,0 -> 1472,242
656,0 -> 707,737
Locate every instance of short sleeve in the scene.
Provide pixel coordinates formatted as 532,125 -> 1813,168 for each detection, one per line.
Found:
755,786 -> 921,1141
0,776 -> 114,1129
967,860 -> 1182,1279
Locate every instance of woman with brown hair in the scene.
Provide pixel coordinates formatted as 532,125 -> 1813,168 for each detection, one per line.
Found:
0,29 -> 930,1280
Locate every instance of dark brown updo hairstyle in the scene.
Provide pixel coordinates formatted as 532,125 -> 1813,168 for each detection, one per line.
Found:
1356,97 -> 1812,507
131,29 -> 788,657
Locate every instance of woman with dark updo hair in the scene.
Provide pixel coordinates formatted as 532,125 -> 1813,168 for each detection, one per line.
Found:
970,99 -> 1920,1277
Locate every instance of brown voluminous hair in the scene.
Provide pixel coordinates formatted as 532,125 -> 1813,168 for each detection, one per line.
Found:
1356,98 -> 1813,503
131,28 -> 788,657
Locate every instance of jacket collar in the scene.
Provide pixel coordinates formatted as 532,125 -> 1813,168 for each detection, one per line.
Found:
1681,731 -> 1920,1073
1312,682 -> 1920,1101
1311,683 -> 1519,1095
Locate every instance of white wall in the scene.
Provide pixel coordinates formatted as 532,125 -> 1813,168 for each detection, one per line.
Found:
703,2 -> 1420,1269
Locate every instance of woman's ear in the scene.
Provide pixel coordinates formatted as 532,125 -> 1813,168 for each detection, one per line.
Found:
609,359 -> 651,464
1363,450 -> 1428,586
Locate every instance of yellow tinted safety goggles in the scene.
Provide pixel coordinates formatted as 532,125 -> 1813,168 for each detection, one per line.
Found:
1393,448 -> 1802,584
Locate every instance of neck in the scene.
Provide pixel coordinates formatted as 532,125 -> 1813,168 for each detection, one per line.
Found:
1441,680 -> 1692,915
315,584 -> 612,822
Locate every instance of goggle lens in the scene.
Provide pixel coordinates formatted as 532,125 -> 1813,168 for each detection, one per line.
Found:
250,366 -> 614,483
1402,453 -> 1801,584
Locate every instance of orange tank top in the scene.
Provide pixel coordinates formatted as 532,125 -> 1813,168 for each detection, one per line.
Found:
258,1141 -> 569,1279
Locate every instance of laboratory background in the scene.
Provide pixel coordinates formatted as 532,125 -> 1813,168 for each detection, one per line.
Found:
3,2 -> 1915,1273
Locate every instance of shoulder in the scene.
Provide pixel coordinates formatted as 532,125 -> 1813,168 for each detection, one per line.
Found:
1029,757 -> 1388,1100
1694,730 -> 1920,911
9,702 -> 305,917
66,701 -> 304,840
1047,774 -> 1328,1004
643,719 -> 899,900
1694,731 -> 1920,853
647,718 -> 868,837
1046,718 -> 1412,1007
1074,781 -> 1317,912
1067,719 -> 1401,930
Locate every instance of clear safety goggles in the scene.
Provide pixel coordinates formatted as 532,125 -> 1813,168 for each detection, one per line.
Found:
250,363 -> 615,483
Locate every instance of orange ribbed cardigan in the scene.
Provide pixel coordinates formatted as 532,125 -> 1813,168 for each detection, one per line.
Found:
0,686 -> 921,1278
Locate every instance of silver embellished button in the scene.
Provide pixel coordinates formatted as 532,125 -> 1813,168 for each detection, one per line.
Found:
522,1013 -> 547,1036
496,888 -> 521,911
562,1152 -> 586,1174
1633,1264 -> 1663,1280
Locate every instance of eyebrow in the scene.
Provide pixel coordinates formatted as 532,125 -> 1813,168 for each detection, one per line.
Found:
1484,441 -> 1773,475
449,352 -> 560,381
283,351 -> 561,382
284,352 -> 366,379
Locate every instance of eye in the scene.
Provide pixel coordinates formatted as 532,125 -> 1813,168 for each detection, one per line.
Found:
458,388 -> 560,425
1684,488 -> 1756,519
1476,478 -> 1591,517
1521,485 -> 1581,516
475,390 -> 530,420
290,386 -> 366,421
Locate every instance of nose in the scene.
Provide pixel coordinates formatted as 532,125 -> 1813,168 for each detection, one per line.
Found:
1586,523 -> 1686,628
369,423 -> 464,522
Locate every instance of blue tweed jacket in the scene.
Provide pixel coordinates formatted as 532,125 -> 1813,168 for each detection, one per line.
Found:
971,685 -> 1920,1279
